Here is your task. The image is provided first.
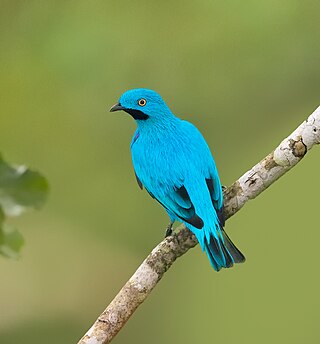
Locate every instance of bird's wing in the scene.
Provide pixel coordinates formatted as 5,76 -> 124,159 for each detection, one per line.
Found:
181,120 -> 224,211
134,163 -> 204,229
206,175 -> 223,209
135,171 -> 143,190
146,183 -> 204,229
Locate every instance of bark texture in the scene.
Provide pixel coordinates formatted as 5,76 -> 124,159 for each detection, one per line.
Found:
78,106 -> 320,344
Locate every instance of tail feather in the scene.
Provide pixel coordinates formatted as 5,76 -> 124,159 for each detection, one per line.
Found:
205,244 -> 220,271
220,242 -> 234,268
221,229 -> 246,264
204,228 -> 245,271
207,235 -> 226,268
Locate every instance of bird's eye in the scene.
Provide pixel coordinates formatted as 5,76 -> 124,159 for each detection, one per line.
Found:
138,98 -> 147,107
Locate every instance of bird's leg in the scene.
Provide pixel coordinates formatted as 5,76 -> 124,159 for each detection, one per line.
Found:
165,222 -> 174,237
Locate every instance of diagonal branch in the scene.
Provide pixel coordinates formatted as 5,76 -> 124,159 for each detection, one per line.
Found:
77,106 -> 320,344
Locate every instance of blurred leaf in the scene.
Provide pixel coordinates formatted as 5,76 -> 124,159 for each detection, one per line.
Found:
0,154 -> 48,258
0,153 -> 49,216
0,223 -> 24,259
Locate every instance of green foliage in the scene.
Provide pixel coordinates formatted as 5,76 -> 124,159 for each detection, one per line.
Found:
0,154 -> 48,258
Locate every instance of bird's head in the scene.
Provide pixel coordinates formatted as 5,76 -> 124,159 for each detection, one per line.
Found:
110,88 -> 173,122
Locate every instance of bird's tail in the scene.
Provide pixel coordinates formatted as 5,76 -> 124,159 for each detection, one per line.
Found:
203,228 -> 245,271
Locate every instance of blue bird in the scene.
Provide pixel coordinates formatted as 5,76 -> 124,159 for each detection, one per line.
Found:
110,89 -> 245,271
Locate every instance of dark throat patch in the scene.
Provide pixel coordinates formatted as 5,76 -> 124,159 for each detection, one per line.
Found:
124,109 -> 149,120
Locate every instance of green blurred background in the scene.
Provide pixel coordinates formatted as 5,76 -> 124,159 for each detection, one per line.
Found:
1,1 -> 320,343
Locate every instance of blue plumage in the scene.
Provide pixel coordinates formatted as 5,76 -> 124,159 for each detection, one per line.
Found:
110,88 -> 245,271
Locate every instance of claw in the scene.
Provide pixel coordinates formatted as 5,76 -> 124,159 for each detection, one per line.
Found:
165,222 -> 174,237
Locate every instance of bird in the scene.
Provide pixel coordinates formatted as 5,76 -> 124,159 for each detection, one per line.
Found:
110,88 -> 245,271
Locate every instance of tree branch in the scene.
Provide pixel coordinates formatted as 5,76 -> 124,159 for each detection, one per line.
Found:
77,106 -> 320,344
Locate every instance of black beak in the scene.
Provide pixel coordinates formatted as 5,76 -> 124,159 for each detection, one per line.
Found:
109,103 -> 125,112
109,102 -> 149,120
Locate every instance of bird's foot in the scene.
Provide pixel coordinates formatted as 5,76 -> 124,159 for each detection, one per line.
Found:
165,222 -> 174,237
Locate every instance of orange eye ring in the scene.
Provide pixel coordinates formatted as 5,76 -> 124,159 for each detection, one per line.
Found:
138,98 -> 147,107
